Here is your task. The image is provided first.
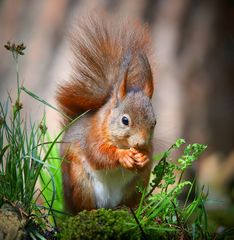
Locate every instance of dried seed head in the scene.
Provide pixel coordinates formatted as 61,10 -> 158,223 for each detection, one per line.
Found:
39,124 -> 48,135
4,41 -> 26,55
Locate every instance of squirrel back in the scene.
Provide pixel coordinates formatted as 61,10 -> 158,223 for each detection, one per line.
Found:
56,16 -> 153,120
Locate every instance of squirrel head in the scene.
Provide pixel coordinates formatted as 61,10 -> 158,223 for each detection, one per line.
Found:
108,52 -> 156,150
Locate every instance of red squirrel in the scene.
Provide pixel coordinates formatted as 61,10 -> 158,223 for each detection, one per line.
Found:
56,16 -> 156,214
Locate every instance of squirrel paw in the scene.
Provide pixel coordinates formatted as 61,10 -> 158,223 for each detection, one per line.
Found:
118,149 -> 136,170
130,148 -> 150,169
118,148 -> 150,171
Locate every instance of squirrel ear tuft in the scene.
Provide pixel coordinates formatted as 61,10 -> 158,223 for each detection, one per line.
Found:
117,69 -> 128,101
115,51 -> 132,102
139,53 -> 154,98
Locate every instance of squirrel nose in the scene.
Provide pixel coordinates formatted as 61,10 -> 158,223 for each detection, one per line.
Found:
129,132 -> 149,149
135,142 -> 147,149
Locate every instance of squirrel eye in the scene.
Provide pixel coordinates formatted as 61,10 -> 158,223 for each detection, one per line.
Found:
121,116 -> 129,126
151,120 -> 157,129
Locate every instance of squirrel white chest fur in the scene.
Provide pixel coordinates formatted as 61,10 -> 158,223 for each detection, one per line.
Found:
84,161 -> 135,208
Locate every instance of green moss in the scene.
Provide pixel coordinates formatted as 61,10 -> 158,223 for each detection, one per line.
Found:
60,209 -> 139,240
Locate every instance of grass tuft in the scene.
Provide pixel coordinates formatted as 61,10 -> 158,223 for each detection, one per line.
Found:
0,42 -> 64,238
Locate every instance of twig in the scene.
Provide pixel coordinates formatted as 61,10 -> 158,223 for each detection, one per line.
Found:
130,207 -> 147,240
171,201 -> 188,240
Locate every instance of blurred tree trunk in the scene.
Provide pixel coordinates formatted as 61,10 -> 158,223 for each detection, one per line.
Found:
175,0 -> 234,202
177,0 -> 234,155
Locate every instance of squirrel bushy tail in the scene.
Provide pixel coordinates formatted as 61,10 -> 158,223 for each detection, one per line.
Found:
56,16 -> 152,120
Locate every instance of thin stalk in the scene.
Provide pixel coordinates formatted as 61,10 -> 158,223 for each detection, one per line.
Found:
178,170 -> 185,185
15,55 -> 20,104
183,178 -> 196,210
130,207 -> 147,240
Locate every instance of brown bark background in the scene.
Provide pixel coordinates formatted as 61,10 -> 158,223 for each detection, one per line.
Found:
0,0 -> 233,213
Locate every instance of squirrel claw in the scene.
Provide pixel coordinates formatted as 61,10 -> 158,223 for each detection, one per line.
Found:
118,149 -> 135,170
135,157 -> 149,169
130,148 -> 138,154
130,148 -> 149,169
134,153 -> 144,158
122,157 -> 135,170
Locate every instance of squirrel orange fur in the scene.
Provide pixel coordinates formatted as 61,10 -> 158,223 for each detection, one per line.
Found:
56,16 -> 156,214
